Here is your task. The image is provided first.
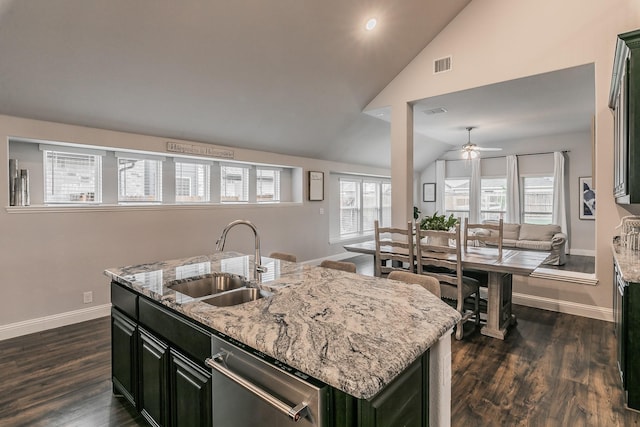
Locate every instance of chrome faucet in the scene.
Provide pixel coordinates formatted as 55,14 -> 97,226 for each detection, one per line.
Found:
215,220 -> 266,281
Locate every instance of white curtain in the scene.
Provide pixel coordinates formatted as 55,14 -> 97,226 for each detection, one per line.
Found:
505,155 -> 520,223
435,160 -> 446,215
552,151 -> 569,250
469,157 -> 481,223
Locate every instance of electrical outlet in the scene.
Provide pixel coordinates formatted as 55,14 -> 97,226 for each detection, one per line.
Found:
319,208 -> 325,215
83,291 -> 93,304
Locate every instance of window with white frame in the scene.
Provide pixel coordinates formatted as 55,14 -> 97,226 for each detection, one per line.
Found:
522,176 -> 554,224
117,155 -> 163,203
220,164 -> 249,202
339,177 -> 391,237
43,149 -> 103,203
175,161 -> 210,203
444,178 -> 470,221
256,168 -> 280,202
480,178 -> 506,221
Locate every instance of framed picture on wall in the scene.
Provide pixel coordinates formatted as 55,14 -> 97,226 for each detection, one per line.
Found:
309,171 -> 324,201
423,183 -> 436,202
579,176 -> 595,220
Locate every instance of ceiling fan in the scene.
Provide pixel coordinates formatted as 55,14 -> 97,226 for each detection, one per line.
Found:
459,127 -> 502,159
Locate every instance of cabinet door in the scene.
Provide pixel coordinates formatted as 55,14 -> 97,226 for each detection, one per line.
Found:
111,309 -> 137,407
169,349 -> 212,427
139,328 -> 169,427
358,355 -> 427,427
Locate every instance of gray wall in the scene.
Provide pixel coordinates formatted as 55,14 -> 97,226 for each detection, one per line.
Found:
0,114 -> 388,327
416,131 -> 595,254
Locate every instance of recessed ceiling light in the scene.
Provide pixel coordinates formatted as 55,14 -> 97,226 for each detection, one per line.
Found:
365,18 -> 377,31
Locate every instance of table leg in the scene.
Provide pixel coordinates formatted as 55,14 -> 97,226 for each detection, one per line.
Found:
481,272 -> 514,340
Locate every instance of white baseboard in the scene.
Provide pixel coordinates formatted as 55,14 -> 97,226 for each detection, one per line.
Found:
512,292 -> 613,322
569,249 -> 595,256
0,304 -> 112,341
302,252 -> 357,266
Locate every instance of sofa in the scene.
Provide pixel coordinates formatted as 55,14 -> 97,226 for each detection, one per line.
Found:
476,222 -> 567,265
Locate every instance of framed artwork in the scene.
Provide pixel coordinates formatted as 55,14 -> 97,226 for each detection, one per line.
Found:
309,171 -> 324,201
580,176 -> 595,220
423,183 -> 436,202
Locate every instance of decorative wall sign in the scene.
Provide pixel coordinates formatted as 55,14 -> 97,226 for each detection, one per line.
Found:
166,142 -> 234,159
309,171 -> 324,201
580,176 -> 595,220
423,183 -> 436,202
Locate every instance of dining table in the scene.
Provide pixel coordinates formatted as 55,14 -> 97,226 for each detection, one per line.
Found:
343,240 -> 550,340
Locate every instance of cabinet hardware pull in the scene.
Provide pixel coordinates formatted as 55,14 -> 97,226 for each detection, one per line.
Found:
205,353 -> 309,422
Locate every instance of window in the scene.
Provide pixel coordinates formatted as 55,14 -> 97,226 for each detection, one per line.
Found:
480,178 -> 506,221
175,161 -> 210,203
523,176 -> 554,224
221,165 -> 249,202
118,157 -> 163,203
339,177 -> 391,237
444,178 -> 469,221
256,168 -> 280,202
43,150 -> 103,203
339,179 -> 360,236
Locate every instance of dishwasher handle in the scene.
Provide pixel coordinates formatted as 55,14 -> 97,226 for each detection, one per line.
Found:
205,353 -> 309,422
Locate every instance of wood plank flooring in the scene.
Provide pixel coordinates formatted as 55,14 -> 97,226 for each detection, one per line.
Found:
1,310 -> 639,426
0,253 -> 637,427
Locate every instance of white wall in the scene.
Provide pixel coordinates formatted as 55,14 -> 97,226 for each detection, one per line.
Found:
415,131 -> 595,254
0,114 -> 388,330
369,0 -> 640,315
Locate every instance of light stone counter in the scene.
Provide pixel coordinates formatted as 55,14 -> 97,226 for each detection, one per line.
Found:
105,252 -> 460,400
612,243 -> 640,283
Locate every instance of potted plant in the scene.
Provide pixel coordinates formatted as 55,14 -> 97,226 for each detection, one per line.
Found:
419,212 -> 458,231
419,212 -> 458,246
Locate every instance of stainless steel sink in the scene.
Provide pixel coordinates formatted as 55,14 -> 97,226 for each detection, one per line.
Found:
168,273 -> 249,298
202,288 -> 273,307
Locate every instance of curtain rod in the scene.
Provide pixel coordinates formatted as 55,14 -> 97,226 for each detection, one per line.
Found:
445,149 -> 570,161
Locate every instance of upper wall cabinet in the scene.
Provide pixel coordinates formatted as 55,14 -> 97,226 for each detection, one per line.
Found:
610,29 -> 640,205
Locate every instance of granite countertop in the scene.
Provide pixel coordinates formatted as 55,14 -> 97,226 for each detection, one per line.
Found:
612,243 -> 640,283
105,252 -> 461,400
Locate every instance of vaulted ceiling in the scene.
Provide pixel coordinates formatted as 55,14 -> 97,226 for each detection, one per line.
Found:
0,1 -> 594,171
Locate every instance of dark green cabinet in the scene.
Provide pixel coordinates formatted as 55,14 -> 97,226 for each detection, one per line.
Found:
610,29 -> 640,204
614,261 -> 640,410
169,349 -> 212,427
330,352 -> 430,427
139,328 -> 169,427
111,282 -> 212,427
111,281 -> 431,427
111,308 -> 138,407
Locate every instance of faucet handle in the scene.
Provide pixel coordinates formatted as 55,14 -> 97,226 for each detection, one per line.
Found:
256,265 -> 268,273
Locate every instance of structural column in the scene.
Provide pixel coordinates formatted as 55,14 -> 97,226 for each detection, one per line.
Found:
390,102 -> 414,227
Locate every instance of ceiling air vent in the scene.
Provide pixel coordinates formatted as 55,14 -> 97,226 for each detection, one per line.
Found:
434,56 -> 452,74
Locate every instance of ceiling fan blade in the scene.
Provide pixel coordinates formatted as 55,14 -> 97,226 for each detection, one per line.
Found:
475,147 -> 502,151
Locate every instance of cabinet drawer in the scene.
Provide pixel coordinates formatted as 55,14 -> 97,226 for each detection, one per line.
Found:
111,282 -> 138,320
138,297 -> 211,364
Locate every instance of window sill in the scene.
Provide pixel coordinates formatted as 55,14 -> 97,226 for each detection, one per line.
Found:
5,202 -> 303,214
329,233 -> 374,245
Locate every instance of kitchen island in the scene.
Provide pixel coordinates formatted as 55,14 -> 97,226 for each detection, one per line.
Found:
105,252 -> 461,426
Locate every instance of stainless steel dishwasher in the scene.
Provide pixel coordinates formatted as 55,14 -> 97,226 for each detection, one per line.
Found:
206,334 -> 327,426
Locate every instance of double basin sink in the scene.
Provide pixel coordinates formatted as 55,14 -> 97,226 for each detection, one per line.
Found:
168,273 -> 272,307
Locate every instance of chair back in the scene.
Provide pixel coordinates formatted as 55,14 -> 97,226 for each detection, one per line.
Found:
319,260 -> 357,273
374,220 -> 414,277
464,218 -> 503,259
269,252 -> 297,262
415,223 -> 462,295
387,271 -> 441,298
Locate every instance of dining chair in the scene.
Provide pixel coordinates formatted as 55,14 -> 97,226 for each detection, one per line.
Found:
464,218 -> 503,259
415,223 -> 480,340
387,270 -> 441,298
374,220 -> 415,277
269,252 -> 297,262
319,260 -> 357,273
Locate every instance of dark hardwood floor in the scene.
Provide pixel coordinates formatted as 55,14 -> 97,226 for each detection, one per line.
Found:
0,254 -> 635,426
